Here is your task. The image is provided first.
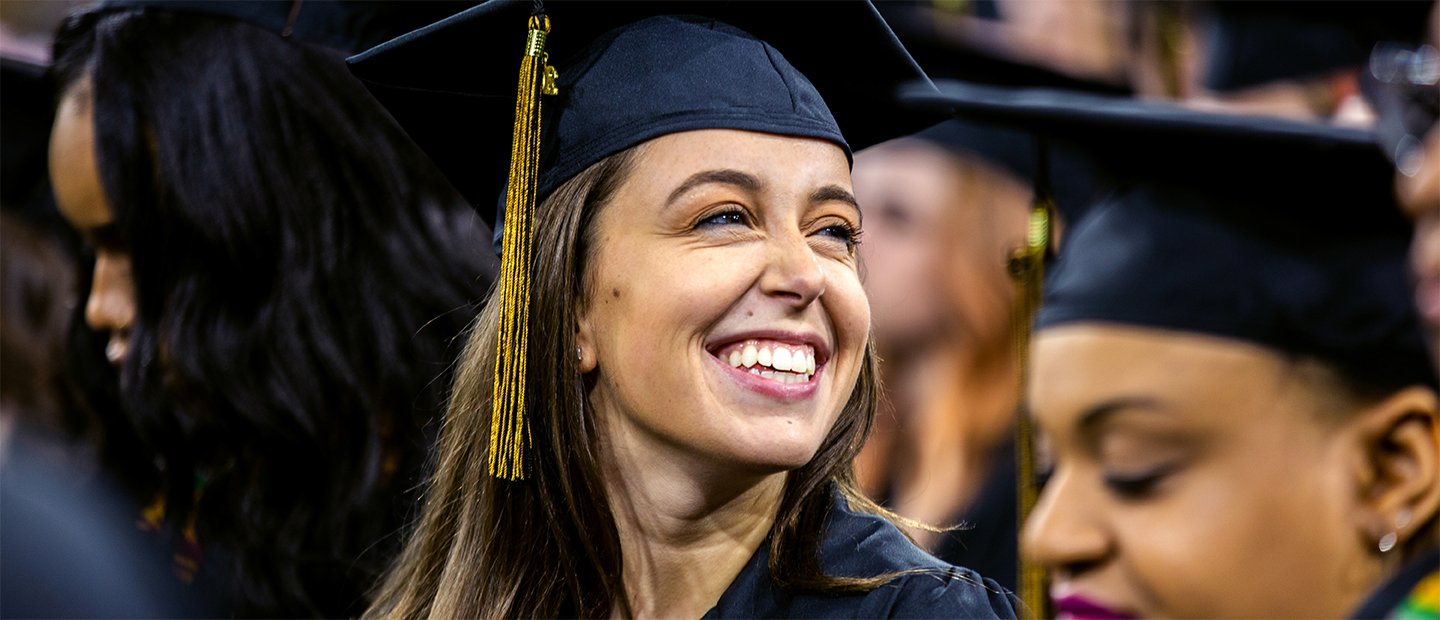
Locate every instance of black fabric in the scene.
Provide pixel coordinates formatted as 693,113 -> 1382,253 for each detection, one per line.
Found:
1039,185 -> 1433,391
1198,0 -> 1434,92
0,432 -> 204,618
1349,547 -> 1440,619
701,490 -> 1020,619
95,0 -> 479,54
929,438 -> 1018,594
910,119 -> 1104,224
347,0 -> 937,235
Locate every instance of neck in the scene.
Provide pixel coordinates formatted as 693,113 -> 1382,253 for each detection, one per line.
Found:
600,424 -> 785,619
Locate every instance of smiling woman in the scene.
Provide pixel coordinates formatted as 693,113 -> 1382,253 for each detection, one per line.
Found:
348,2 -> 1018,619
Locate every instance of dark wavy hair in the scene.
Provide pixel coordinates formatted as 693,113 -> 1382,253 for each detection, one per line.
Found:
50,7 -> 495,616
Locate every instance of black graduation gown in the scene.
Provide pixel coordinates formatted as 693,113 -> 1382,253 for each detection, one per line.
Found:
1349,547 -> 1440,619
702,491 -> 1021,619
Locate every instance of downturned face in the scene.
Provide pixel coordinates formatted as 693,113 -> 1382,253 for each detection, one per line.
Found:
579,129 -> 869,476
1025,324 -> 1380,619
50,75 -> 137,367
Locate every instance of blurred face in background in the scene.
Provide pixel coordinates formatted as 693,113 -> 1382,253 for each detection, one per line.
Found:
1025,325 -> 1406,619
50,75 -> 137,366
852,141 -> 958,355
853,139 -> 1030,358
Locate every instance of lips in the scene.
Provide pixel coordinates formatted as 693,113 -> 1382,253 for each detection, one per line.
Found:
705,330 -> 831,396
1052,594 -> 1137,620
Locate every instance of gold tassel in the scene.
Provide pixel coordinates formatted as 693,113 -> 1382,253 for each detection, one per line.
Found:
490,14 -> 556,480
1007,142 -> 1054,618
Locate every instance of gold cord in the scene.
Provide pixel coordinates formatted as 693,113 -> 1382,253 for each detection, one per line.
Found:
1008,194 -> 1052,617
490,14 -> 555,480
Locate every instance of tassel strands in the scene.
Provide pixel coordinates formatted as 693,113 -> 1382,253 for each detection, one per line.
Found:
1007,137 -> 1054,618
490,13 -> 556,480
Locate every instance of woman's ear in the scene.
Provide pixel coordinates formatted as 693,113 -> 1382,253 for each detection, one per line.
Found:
1349,385 -> 1440,552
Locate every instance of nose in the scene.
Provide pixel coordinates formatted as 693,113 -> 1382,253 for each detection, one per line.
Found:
1021,467 -> 1113,578
85,251 -> 137,334
758,230 -> 826,309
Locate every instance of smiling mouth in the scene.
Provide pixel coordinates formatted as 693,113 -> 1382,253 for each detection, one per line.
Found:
711,339 -> 817,384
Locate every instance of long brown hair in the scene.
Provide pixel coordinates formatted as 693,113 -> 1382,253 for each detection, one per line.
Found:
367,145 -> 893,619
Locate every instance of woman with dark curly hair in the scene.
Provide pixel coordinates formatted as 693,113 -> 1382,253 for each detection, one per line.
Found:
46,2 -> 493,615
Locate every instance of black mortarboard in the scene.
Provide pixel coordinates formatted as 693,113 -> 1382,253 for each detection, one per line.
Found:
902,79 -> 1435,388
907,119 -> 1104,225
94,0 -> 480,54
1198,0 -> 1434,92
347,0 -> 935,235
347,0 -> 933,480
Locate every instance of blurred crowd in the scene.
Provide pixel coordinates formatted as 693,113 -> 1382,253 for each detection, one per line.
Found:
1,0 -> 1437,618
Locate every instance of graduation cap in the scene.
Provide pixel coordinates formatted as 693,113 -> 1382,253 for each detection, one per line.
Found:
1197,0 -> 1434,92
93,0 -> 480,54
902,78 -> 1436,614
347,0 -> 934,479
907,119 -> 1105,229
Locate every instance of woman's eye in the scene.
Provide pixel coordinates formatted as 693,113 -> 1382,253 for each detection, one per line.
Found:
696,209 -> 747,229
815,223 -> 862,249
1102,464 -> 1179,500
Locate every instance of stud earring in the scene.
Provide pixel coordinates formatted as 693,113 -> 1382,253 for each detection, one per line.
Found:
576,346 -> 583,362
1378,509 -> 1413,553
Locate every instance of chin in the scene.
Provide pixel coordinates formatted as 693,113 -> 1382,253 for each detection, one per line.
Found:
718,433 -> 828,473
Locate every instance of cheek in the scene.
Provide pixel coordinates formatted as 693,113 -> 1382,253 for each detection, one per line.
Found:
591,244 -> 756,397
825,262 -> 871,348
1117,436 -> 1361,616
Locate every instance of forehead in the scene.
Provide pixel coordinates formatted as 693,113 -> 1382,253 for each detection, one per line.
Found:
1030,324 -> 1299,420
627,129 -> 851,187
49,77 -> 114,230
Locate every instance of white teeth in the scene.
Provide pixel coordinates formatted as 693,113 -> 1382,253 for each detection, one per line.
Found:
772,347 -> 793,372
718,340 -> 818,383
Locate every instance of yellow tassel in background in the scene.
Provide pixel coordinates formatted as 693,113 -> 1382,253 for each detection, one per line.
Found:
1008,137 -> 1054,618
490,13 -> 555,480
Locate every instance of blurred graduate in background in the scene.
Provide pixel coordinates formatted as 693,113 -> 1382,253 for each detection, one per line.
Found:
906,48 -> 1439,618
39,0 -> 491,615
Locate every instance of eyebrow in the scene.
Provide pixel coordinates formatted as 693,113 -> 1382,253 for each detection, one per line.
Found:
810,184 -> 860,213
1076,396 -> 1167,436
665,169 -> 762,207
